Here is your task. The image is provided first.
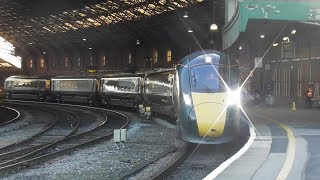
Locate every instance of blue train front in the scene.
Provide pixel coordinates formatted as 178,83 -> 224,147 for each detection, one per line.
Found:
174,50 -> 240,144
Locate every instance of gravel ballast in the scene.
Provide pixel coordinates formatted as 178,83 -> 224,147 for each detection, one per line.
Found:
2,112 -> 178,180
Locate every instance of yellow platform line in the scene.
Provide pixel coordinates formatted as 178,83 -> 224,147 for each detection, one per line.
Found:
256,115 -> 296,180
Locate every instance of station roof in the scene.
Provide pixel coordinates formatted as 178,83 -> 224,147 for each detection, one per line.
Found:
0,0 -> 224,51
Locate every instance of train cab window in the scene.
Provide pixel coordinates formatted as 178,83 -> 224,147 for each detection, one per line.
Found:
190,65 -> 227,92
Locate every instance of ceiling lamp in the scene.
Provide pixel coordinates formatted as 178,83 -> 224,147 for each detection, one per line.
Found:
239,46 -> 242,50
82,38 -> 87,41
210,3 -> 218,31
260,34 -> 265,39
283,37 -> 289,41
210,23 -> 218,31
272,43 -> 278,47
188,29 -> 193,33
136,39 -> 140,45
88,47 -> 92,50
291,29 -> 296,35
183,12 -> 188,18
43,51 -> 46,54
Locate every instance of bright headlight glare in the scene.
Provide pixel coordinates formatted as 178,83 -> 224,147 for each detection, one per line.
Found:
227,89 -> 241,106
183,93 -> 192,106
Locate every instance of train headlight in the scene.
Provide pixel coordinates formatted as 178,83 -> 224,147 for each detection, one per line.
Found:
227,89 -> 241,107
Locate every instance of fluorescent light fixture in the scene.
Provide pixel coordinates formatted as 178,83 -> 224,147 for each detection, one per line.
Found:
291,29 -> 296,35
83,38 -> 87,41
183,12 -> 188,18
260,34 -> 265,39
210,23 -> 218,31
188,29 -> 193,33
29,42 -> 33,45
283,37 -> 289,41
272,43 -> 279,47
136,39 -> 140,45
88,47 -> 92,50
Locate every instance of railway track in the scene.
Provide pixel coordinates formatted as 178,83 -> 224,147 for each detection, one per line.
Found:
0,100 -> 129,175
0,106 -> 20,126
128,118 -> 251,180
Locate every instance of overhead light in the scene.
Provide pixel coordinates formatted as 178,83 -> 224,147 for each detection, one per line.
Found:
136,39 -> 140,45
239,46 -> 242,50
43,51 -> 46,54
183,12 -> 188,18
188,29 -> 193,33
272,43 -> 278,47
88,47 -> 92,50
283,37 -> 289,41
260,34 -> 265,39
210,23 -> 218,31
82,38 -> 87,41
291,29 -> 296,35
28,42 -> 33,45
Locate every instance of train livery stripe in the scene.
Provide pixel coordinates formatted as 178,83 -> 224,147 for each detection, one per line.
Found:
191,92 -> 228,137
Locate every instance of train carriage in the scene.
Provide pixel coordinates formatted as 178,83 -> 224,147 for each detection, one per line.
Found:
143,69 -> 176,117
99,74 -> 144,109
174,50 -> 240,144
4,76 -> 51,101
51,77 -> 99,105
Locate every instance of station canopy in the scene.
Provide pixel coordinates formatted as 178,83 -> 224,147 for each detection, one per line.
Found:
0,0 -> 209,48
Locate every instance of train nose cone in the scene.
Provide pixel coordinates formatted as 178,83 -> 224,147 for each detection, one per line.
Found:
191,92 -> 228,137
192,103 -> 227,137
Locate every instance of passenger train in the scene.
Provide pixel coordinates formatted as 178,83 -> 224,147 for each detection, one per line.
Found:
3,50 -> 240,144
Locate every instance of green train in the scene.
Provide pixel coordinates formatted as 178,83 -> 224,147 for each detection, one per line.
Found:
173,50 -> 241,144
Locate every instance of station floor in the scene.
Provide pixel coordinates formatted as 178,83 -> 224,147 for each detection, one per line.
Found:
216,106 -> 320,180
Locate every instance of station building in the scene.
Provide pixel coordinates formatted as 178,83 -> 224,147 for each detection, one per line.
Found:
1,0 -> 320,104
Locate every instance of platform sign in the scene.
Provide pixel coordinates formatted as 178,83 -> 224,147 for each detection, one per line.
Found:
254,57 -> 263,68
265,63 -> 271,71
282,42 -> 295,59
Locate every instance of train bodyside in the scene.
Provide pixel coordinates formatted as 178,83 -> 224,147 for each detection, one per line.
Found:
4,76 -> 51,101
99,74 -> 144,109
175,50 -> 240,144
143,69 -> 176,117
51,77 -> 99,105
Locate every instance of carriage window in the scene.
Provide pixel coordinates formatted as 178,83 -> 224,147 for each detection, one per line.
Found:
103,78 -> 139,93
190,65 -> 227,92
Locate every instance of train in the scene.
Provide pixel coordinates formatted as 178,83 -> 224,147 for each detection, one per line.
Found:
3,50 -> 240,144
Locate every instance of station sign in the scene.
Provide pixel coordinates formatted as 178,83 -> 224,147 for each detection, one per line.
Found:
254,57 -> 263,68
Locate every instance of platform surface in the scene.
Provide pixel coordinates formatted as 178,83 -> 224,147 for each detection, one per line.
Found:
216,106 -> 320,180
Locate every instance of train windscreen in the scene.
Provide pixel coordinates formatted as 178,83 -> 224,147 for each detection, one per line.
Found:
190,65 -> 227,93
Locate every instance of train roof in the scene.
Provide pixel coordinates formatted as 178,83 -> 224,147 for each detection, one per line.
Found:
101,73 -> 145,78
146,68 -> 175,73
5,76 -> 52,81
178,49 -> 237,67
52,76 -> 99,80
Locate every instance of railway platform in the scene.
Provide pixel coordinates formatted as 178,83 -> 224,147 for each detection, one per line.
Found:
216,106 -> 320,180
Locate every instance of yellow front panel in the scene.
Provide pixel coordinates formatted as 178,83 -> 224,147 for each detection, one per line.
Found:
191,92 -> 228,137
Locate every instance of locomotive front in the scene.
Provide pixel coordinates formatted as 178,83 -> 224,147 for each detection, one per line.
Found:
175,50 -> 240,144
